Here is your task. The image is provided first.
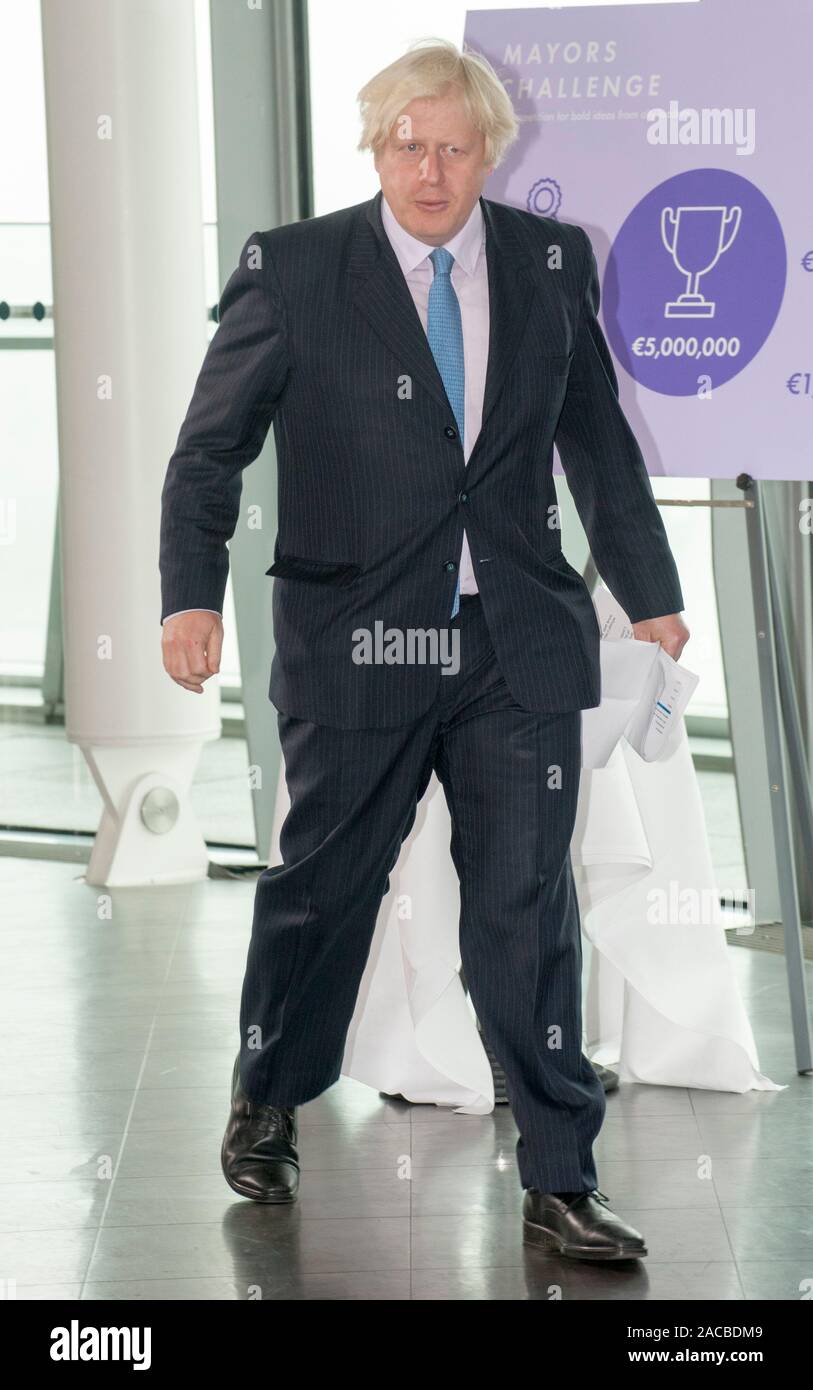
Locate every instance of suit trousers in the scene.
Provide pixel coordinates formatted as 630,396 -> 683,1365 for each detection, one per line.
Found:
238,593 -> 606,1192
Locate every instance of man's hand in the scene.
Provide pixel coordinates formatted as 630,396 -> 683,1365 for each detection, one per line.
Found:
161,610 -> 223,693
631,612 -> 690,661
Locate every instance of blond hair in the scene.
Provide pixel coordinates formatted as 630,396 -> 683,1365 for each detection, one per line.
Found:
357,37 -> 519,169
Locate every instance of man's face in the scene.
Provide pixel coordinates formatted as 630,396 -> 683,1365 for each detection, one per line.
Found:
373,89 -> 493,246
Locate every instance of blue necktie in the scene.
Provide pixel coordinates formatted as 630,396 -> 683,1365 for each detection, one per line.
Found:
427,247 -> 463,619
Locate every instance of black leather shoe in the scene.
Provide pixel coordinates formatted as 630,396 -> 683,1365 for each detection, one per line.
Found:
522,1188 -> 647,1261
221,1055 -> 299,1202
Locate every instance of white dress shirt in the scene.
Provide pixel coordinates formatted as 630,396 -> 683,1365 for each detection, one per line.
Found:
380,193 -> 487,596
163,194 -> 489,622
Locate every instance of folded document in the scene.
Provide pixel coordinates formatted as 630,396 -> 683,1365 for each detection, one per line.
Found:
581,585 -> 699,769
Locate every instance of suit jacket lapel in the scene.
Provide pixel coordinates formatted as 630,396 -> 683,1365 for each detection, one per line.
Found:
478,195 -> 534,436
348,191 -> 450,417
348,190 -> 535,437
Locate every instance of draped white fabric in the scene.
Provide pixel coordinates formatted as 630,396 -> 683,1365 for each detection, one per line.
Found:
575,726 -> 781,1094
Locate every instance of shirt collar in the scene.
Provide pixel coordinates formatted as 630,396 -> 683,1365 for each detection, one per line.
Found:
380,193 -> 484,277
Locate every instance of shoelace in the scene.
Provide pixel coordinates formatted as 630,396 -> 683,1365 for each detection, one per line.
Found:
248,1101 -> 296,1143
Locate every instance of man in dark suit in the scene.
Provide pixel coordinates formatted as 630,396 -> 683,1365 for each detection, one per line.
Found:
160,39 -> 688,1261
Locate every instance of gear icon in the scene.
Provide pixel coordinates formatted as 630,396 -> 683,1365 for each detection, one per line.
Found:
527,178 -> 562,218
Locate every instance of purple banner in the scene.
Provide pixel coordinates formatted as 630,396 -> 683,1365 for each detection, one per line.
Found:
464,0 -> 812,479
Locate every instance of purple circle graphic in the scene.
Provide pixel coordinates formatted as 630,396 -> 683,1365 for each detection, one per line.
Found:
603,169 -> 786,396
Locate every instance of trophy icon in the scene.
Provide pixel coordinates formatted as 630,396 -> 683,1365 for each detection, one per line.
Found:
661,204 -> 741,317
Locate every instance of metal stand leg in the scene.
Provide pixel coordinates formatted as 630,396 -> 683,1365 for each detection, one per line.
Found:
740,475 -> 812,1073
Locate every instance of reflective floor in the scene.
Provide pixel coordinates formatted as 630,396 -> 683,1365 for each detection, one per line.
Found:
0,856 -> 810,1301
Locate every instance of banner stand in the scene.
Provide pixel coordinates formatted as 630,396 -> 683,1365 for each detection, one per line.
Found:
740,473 -> 813,1073
582,481 -> 813,1073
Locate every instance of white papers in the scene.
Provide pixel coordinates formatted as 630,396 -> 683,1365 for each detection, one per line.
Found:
581,585 -> 699,769
625,648 -> 699,761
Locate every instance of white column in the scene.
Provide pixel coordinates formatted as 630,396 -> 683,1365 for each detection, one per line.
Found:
41,0 -> 217,885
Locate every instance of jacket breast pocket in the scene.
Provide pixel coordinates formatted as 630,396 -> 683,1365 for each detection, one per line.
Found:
265,553 -> 362,586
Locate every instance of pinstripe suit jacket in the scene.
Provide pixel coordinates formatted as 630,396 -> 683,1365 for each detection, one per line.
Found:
159,189 -> 684,729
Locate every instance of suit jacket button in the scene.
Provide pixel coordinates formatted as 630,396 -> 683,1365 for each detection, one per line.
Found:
458,491 -> 468,503
444,426 -> 457,439
444,560 -> 457,572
